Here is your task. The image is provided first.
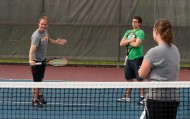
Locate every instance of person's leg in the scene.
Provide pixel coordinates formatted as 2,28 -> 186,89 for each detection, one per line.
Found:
170,101 -> 179,119
163,101 -> 179,119
133,57 -> 144,104
31,65 -> 39,100
138,89 -> 145,104
147,99 -> 160,119
31,64 -> 45,107
147,99 -> 179,119
117,60 -> 134,102
125,81 -> 132,96
37,63 -> 47,104
32,88 -> 38,102
125,60 -> 135,96
139,88 -> 144,97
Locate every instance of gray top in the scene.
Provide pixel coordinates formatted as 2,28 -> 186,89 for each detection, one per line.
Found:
144,44 -> 180,101
31,29 -> 49,61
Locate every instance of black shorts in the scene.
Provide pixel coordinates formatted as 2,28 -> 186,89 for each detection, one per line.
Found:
124,56 -> 143,81
147,99 -> 179,119
30,60 -> 46,82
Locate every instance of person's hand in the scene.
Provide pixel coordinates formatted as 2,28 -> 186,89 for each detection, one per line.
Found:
56,38 -> 67,45
130,38 -> 136,43
29,60 -> 36,66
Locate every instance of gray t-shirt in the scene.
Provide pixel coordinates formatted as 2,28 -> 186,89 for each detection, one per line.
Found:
31,29 -> 49,61
144,44 -> 180,101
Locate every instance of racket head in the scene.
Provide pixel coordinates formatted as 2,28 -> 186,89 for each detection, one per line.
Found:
48,57 -> 67,66
126,31 -> 136,53
127,32 -> 136,39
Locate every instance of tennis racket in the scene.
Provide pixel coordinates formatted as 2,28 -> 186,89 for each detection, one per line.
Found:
140,96 -> 148,119
35,57 -> 67,67
125,31 -> 136,54
124,32 -> 136,65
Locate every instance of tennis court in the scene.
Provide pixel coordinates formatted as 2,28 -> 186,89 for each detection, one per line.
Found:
0,65 -> 190,119
1,1 -> 190,118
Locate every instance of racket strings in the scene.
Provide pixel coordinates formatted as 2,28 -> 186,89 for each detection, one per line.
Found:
49,58 -> 67,66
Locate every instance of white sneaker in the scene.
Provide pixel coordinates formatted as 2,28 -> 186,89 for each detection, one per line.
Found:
117,96 -> 131,102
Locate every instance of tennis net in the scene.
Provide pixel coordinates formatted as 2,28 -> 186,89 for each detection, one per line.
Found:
0,81 -> 189,119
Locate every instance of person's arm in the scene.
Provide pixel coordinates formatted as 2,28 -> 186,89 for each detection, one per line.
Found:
29,45 -> 36,66
120,38 -> 136,46
49,38 -> 67,45
138,59 -> 151,80
129,38 -> 142,47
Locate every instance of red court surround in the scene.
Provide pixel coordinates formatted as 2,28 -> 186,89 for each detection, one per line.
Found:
0,64 -> 189,82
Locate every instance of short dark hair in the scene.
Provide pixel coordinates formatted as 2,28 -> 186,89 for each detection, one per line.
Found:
133,16 -> 142,24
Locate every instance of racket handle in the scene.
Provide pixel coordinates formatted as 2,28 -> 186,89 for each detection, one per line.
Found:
35,62 -> 42,65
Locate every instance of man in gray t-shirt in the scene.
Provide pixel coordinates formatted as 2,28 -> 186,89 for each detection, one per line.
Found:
29,16 -> 67,108
31,29 -> 49,61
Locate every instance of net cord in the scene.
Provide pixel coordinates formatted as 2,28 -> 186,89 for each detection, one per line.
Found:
0,81 -> 189,88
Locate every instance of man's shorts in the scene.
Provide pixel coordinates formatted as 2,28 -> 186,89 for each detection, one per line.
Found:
30,60 -> 46,82
124,56 -> 143,81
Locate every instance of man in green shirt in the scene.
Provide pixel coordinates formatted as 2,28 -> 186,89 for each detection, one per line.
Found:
117,16 -> 145,104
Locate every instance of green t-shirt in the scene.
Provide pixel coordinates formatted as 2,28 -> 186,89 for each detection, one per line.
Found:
123,29 -> 145,60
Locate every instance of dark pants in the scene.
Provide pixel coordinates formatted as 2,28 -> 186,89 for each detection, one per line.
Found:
124,57 -> 143,81
30,60 -> 46,82
147,99 -> 179,119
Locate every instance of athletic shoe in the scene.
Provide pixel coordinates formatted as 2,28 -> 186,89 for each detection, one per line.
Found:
117,96 -> 131,102
32,99 -> 43,108
38,95 -> 47,104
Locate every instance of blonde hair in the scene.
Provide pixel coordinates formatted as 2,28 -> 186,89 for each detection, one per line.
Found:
39,16 -> 48,23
